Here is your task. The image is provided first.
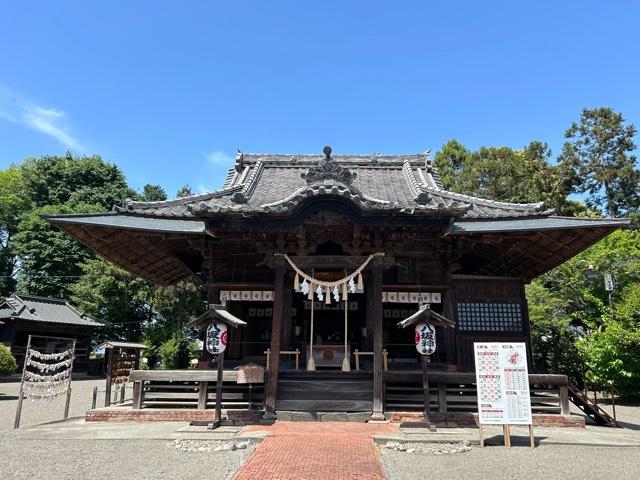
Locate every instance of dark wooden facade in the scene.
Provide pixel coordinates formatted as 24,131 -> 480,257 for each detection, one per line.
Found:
0,294 -> 100,372
44,148 -> 628,414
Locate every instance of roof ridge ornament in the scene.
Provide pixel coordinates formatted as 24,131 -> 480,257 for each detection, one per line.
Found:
301,145 -> 357,186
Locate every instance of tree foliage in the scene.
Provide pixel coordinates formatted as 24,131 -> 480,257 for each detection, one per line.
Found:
0,167 -> 32,296
559,107 -> 640,217
434,140 -> 579,214
141,184 -> 167,202
0,343 -> 18,377
70,259 -> 153,342
577,284 -> 640,396
19,152 -> 134,210
176,185 -> 193,198
13,203 -> 103,298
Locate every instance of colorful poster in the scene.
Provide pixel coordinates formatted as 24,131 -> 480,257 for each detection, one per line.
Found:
474,342 -> 532,425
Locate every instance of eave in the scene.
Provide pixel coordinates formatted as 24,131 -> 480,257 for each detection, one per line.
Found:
42,213 -> 207,286
447,216 -> 631,280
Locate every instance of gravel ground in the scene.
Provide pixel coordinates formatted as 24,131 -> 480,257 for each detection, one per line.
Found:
380,444 -> 640,480
0,378 -> 104,430
0,437 -> 255,480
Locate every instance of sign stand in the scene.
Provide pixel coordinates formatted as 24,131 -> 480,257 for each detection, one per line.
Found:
474,342 -> 535,448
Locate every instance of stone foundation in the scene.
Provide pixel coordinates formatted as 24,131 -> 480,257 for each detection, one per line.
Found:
388,412 -> 586,428
85,407 -> 262,423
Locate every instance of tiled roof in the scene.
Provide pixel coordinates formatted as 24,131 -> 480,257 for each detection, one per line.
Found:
0,294 -> 102,327
121,152 -> 550,220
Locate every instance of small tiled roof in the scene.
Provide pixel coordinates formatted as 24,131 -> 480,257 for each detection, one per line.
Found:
121,152 -> 550,220
0,294 -> 102,327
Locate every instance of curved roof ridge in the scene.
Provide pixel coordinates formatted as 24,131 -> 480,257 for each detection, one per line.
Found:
260,182 -> 392,209
125,184 -> 243,210
424,186 -> 547,212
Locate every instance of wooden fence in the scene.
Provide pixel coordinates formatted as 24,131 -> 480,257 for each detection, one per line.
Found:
384,372 -> 570,415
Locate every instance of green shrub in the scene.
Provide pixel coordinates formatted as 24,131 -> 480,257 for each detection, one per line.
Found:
0,344 -> 18,377
159,334 -> 198,369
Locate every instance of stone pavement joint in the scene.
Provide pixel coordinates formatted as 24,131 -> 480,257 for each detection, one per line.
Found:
233,422 -> 397,479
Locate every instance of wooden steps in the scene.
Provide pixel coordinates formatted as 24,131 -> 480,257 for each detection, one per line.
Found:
276,370 -> 373,412
568,384 -> 620,427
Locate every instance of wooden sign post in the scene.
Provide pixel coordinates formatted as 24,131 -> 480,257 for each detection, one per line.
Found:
396,305 -> 455,432
416,322 -> 437,432
189,305 -> 246,430
474,342 -> 535,448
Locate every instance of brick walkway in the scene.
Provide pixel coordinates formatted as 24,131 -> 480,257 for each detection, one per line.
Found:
233,422 -> 397,479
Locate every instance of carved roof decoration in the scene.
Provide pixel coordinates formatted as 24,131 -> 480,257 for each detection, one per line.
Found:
301,146 -> 357,186
121,148 -> 551,220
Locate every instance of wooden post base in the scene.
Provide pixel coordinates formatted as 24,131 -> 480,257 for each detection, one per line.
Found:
480,424 -> 535,448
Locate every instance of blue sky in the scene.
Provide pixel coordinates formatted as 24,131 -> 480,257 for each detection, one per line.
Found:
1,1 -> 638,197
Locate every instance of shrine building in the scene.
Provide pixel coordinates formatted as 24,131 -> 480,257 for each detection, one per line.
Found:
44,147 -> 627,419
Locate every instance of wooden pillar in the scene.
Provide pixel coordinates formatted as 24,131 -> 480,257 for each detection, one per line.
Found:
443,288 -> 457,366
520,282 -> 535,371
281,273 -> 294,351
365,275 -> 375,352
371,264 -> 385,420
264,265 -> 285,415
198,381 -> 208,409
104,348 -> 113,407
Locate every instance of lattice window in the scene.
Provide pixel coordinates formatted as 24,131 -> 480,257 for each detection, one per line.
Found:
456,302 -> 523,332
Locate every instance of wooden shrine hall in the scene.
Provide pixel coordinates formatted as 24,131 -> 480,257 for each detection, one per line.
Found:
44,147 -> 628,420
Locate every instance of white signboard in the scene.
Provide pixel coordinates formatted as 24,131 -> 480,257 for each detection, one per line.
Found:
604,272 -> 614,291
474,342 -> 532,425
415,323 -> 436,355
206,321 -> 228,354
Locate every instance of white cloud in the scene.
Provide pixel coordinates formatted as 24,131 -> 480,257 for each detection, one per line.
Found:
205,150 -> 233,167
0,86 -> 83,151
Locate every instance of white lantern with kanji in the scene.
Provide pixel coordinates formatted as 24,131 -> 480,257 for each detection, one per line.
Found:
206,321 -> 228,354
415,322 -> 436,355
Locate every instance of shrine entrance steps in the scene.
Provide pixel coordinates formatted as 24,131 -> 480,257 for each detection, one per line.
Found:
275,370 -> 373,415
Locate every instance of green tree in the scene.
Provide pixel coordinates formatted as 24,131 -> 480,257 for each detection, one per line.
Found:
176,185 -> 193,198
577,284 -> 640,396
70,258 -> 153,342
0,167 -> 32,296
559,107 -> 639,218
143,280 -> 204,367
433,139 -> 472,192
434,140 -> 575,214
141,184 -> 167,201
526,282 -> 584,383
13,204 -> 103,298
20,152 -> 135,210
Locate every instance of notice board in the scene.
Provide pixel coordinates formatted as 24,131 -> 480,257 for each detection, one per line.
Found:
474,342 -> 532,425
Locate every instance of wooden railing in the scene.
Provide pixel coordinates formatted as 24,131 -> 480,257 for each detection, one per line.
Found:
129,370 -> 264,410
353,349 -> 389,372
264,349 -> 300,370
384,372 -> 571,415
